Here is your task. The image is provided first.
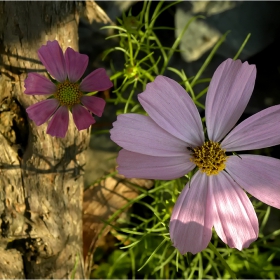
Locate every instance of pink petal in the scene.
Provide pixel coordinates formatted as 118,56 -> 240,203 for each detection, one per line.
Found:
111,114 -> 189,156
65,47 -> 88,83
117,149 -> 195,180
138,76 -> 204,147
170,172 -> 214,254
226,155 -> 280,209
80,96 -> 105,117
205,59 -> 256,142
221,105 -> 280,151
210,171 -> 258,250
79,68 -> 113,92
24,73 -> 57,95
72,104 -> 95,130
26,99 -> 59,126
46,106 -> 69,138
37,40 -> 67,82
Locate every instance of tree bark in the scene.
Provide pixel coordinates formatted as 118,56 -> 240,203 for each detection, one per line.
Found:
0,1 -> 87,278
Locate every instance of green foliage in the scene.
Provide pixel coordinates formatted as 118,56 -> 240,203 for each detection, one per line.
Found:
93,185 -> 280,278
92,249 -> 131,279
102,1 -> 205,114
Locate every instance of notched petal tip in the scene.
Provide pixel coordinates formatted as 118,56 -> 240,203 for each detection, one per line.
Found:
65,47 -> 89,83
72,104 -> 95,130
138,75 -> 204,146
46,105 -> 69,138
80,96 -> 106,117
170,173 -> 214,255
24,73 -> 56,95
205,58 -> 256,142
37,40 -> 67,83
26,99 -> 59,126
210,171 -> 258,251
222,105 -> 280,151
226,155 -> 280,209
79,68 -> 113,92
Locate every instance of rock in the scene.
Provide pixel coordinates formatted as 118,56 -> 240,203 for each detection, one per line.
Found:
175,1 -> 280,62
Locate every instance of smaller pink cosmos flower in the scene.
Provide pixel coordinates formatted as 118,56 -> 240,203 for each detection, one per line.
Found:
25,40 -> 113,138
110,59 -> 280,254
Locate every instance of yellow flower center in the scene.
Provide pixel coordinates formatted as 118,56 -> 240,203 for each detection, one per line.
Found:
54,80 -> 82,107
189,141 -> 228,176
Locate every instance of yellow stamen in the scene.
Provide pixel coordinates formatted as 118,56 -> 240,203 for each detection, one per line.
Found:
189,141 -> 228,176
54,80 -> 82,107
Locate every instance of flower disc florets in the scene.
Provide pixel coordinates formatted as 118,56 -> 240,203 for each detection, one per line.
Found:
54,80 -> 82,107
190,141 -> 228,176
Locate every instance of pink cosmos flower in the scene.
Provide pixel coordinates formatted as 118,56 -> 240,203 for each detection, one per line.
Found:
110,58 -> 280,254
25,40 -> 113,138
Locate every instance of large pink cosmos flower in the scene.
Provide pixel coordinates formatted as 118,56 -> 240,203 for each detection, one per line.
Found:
110,58 -> 280,254
25,40 -> 113,138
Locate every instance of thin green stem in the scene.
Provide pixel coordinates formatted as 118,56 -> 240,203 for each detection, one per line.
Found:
194,100 -> 205,110
149,1 -> 164,31
208,242 -> 236,279
195,86 -> 208,100
127,33 -> 135,66
260,206 -> 270,233
138,239 -> 167,271
233,33 -> 251,60
190,31 -> 230,87
181,70 -> 195,100
139,0 -> 148,23
161,15 -> 205,75
145,1 -> 164,72
150,30 -> 167,63
140,69 -> 154,81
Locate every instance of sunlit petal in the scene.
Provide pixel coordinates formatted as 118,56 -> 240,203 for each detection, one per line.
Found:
206,59 -> 256,142
138,76 -> 204,146
170,172 -> 214,254
111,114 -> 189,156
117,149 -> 194,180
222,105 -> 280,151
210,171 -> 258,250
226,155 -> 280,209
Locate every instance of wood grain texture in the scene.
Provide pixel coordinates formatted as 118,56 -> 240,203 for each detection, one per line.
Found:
0,2 -> 87,278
